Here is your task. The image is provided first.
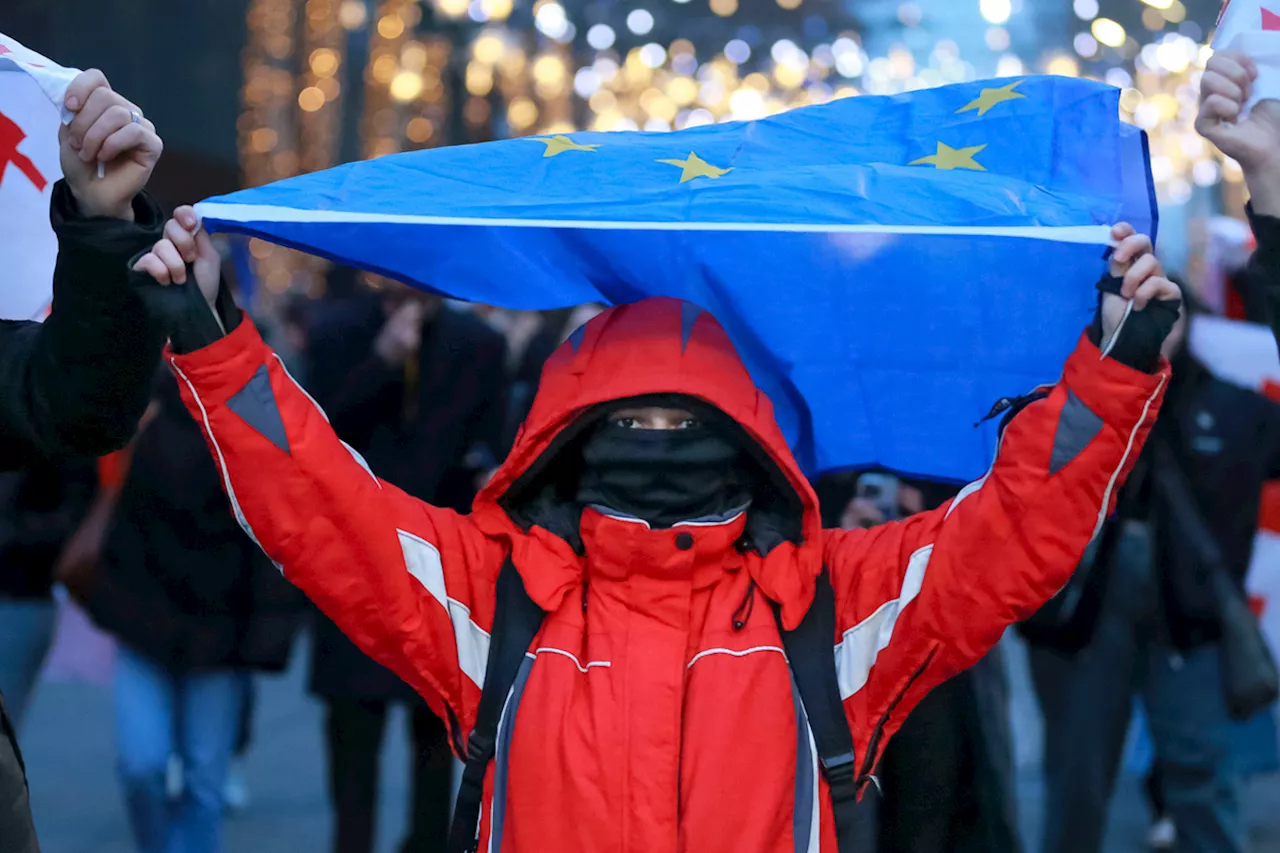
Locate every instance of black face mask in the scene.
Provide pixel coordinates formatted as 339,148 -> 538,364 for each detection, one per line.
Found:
575,423 -> 750,529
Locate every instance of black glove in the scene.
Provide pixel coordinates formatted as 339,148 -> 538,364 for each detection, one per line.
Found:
129,258 -> 243,355
1088,274 -> 1181,373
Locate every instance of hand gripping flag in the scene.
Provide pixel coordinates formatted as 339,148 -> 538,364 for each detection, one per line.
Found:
1215,0 -> 1280,115
0,33 -> 79,321
197,76 -> 1156,481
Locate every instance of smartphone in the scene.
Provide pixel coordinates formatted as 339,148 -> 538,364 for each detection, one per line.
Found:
856,473 -> 900,522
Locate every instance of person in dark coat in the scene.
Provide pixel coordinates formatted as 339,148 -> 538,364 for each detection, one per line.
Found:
816,472 -> 1022,853
1024,289 -> 1280,853
85,371 -> 305,853
878,482 -> 1021,853
0,457 -> 96,724
304,282 -> 508,853
498,306 -> 604,454
0,69 -> 166,853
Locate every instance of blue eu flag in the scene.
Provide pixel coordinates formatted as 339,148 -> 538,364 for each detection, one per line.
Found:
198,75 -> 1156,481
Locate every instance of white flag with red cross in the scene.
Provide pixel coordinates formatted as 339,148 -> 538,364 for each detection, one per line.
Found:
1215,0 -> 1280,116
0,33 -> 80,321
1190,315 -> 1280,664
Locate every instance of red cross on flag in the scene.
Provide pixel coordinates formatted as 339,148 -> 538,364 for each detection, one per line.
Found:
1190,315 -> 1280,670
1215,0 -> 1280,116
0,33 -> 80,321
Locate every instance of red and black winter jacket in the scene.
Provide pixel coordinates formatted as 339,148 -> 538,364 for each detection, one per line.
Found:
169,296 -> 1166,853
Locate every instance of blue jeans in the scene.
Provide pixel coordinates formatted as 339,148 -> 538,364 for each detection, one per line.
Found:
114,646 -> 245,853
1029,522 -> 1243,853
0,597 -> 57,731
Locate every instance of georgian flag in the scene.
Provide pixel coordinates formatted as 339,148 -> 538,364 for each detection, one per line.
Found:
0,33 -> 79,321
1215,0 -> 1280,116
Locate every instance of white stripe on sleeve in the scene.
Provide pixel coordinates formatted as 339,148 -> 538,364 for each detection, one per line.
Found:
398,529 -> 491,689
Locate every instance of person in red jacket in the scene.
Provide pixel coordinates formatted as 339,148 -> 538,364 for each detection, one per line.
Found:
136,210 -> 1178,852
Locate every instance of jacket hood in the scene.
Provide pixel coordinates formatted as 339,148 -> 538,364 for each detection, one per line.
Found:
473,297 -> 823,624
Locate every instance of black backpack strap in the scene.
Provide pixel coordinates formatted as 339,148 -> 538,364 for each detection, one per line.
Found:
448,558 -> 545,853
778,568 -> 863,853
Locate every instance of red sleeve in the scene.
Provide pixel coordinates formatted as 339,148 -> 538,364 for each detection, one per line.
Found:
823,332 -> 1168,781
168,319 -> 504,739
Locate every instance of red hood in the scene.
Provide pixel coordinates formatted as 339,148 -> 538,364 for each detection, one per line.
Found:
473,297 -> 823,624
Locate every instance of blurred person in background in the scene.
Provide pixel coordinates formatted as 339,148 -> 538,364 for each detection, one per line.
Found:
255,291 -> 315,389
0,458 -> 96,725
219,674 -> 256,813
497,305 -> 605,452
80,371 -> 305,853
275,294 -> 314,385
304,279 -> 507,853
214,291 -> 316,815
0,68 -> 167,853
1196,50 -> 1280,339
817,472 -> 1021,853
1023,282 -> 1280,853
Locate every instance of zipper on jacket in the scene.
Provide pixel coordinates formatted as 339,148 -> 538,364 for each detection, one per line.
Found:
974,397 -> 1015,427
857,649 -> 937,782
974,389 -> 1050,429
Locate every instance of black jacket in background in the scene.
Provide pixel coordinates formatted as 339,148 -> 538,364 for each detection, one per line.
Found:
87,372 -> 305,673
0,183 -> 167,470
815,474 -> 1020,853
1248,205 -> 1280,345
0,457 -> 96,599
1153,356 -> 1280,647
0,184 -> 168,853
502,308 -> 574,454
304,296 -> 508,700
1024,352 -> 1280,654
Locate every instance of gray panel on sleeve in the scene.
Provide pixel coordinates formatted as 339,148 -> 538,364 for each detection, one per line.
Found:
1049,389 -> 1104,475
226,364 -> 291,455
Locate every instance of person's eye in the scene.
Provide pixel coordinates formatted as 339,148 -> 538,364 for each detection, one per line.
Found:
678,418 -> 700,429
614,417 -> 639,429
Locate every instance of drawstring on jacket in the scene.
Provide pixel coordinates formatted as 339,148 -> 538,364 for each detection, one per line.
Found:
732,580 -> 757,631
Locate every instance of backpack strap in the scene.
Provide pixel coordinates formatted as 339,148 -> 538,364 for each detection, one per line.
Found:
777,568 -> 863,853
448,558 -> 545,853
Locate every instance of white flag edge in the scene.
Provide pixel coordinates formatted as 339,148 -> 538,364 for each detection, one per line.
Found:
0,32 -> 80,123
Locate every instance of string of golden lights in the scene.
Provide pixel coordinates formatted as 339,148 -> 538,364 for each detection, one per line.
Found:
239,0 -> 303,299
237,0 -> 1237,302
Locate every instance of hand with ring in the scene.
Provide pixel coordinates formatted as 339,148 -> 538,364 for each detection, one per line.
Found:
58,69 -> 163,221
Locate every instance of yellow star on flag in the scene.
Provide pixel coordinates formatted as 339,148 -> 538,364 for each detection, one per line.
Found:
532,135 -> 600,157
956,80 -> 1025,117
909,142 -> 988,172
656,151 -> 733,183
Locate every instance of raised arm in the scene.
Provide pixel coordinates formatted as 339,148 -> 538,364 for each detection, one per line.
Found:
0,71 -> 166,468
136,211 -> 505,739
824,228 -> 1178,783
1196,50 -> 1280,343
